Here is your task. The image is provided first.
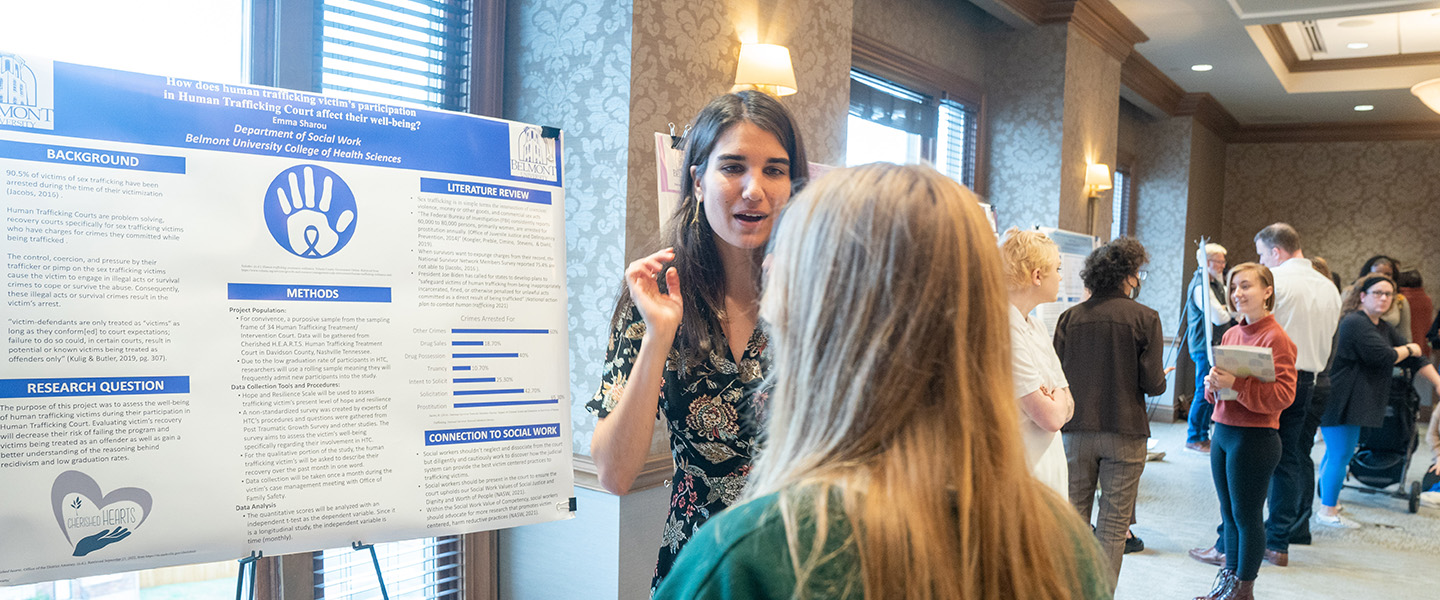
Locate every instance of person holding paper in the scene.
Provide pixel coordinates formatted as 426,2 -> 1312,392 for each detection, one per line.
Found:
654,164 -> 1111,600
1317,274 -> 1440,527
999,227 -> 1074,497
1192,262 -> 1296,600
585,91 -> 809,592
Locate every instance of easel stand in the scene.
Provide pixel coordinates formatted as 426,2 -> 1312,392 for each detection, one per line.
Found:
353,541 -> 392,600
235,551 -> 261,600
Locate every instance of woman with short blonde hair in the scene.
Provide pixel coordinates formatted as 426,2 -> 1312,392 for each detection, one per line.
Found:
655,164 -> 1110,600
999,227 -> 1074,497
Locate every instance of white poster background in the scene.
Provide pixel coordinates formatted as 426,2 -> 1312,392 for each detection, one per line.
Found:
1,55 -> 573,585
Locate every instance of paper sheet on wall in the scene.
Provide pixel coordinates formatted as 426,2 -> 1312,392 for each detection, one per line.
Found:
0,53 -> 574,585
1033,227 -> 1098,338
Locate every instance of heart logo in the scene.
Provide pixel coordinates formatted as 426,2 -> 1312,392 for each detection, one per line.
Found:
51,470 -> 152,557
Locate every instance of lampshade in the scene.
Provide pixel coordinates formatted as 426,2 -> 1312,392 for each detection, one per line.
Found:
1084,163 -> 1112,196
1413,78 -> 1440,115
733,43 -> 798,97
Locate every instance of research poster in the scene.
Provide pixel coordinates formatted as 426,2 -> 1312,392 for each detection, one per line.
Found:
0,53 -> 574,585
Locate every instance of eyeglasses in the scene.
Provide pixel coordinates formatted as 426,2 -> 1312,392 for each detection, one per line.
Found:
1136,270 -> 1149,282
1365,290 -> 1394,298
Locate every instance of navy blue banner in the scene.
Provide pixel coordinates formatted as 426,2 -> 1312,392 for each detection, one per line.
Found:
0,376 -> 190,399
1,61 -> 562,185
227,283 -> 392,302
0,140 -> 185,173
419,178 -> 552,205
424,423 -> 561,445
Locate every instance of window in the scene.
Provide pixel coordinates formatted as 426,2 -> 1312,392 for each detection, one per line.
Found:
848,35 -> 984,192
319,0 -> 471,111
315,538 -> 462,600
1111,167 -> 1133,240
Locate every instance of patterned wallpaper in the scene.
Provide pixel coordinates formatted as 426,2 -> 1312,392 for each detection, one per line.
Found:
625,0 -> 852,259
505,0 -> 635,455
1058,29 -> 1120,234
1221,140 -> 1440,309
1129,115 -> 1193,338
851,0 -> 998,85
984,25 -> 1068,231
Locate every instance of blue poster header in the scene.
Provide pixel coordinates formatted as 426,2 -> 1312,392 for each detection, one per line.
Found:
420,178 -> 552,205
0,60 -> 562,186
0,140 -> 186,174
424,423 -> 561,446
227,283 -> 392,303
0,376 -> 190,399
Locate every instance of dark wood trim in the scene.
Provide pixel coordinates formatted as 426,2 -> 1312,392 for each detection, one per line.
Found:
974,95 -> 990,198
463,531 -> 499,600
572,452 -> 673,494
1175,93 -> 1239,140
1040,0 -> 1148,63
1229,120 -> 1440,143
469,0 -> 505,117
1263,24 -> 1440,73
1120,52 -> 1186,115
851,33 -> 984,106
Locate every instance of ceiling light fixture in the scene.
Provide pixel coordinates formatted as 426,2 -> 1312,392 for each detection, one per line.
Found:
1347,42 -> 1369,50
1354,105 -> 1375,111
1337,19 -> 1373,28
1413,78 -> 1440,115
1191,64 -> 1213,72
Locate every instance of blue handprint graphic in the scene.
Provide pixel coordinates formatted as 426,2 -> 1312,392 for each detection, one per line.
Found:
263,164 -> 358,258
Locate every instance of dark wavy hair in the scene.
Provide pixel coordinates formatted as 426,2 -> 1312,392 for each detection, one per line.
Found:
1080,237 -> 1149,295
1357,255 -> 1398,280
612,91 -> 809,364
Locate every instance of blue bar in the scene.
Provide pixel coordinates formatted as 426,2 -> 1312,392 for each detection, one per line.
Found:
452,366 -> 471,371
420,178 -> 552,205
0,140 -> 186,174
0,376 -> 190,399
453,377 -> 496,383
453,352 -> 518,358
424,423 -> 561,445
452,341 -> 485,346
453,400 -> 560,409
227,283 -> 391,303
454,388 -> 524,396
451,328 -> 548,334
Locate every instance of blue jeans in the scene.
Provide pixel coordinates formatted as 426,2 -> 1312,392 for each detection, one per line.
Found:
1187,352 -> 1214,444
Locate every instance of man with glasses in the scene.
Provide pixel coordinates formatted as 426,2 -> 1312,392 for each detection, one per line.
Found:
1188,223 -> 1340,568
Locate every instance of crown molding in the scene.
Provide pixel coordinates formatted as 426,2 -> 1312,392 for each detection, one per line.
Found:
1121,51 -> 1186,115
1229,120 -> 1440,143
1175,93 -> 1240,140
1041,0 -> 1148,63
572,452 -> 673,495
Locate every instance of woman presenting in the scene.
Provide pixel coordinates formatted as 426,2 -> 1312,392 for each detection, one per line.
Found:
585,91 -> 809,591
1193,263 -> 1295,600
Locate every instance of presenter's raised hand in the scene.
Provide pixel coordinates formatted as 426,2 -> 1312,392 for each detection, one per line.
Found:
626,248 -> 683,339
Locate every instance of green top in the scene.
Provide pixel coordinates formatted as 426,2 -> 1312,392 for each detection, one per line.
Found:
653,489 -> 1113,600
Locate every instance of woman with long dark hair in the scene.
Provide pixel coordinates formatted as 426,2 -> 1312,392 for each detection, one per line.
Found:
656,164 -> 1110,600
586,91 -> 808,591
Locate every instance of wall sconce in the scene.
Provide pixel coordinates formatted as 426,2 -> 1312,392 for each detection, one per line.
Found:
1085,163 -> 1113,198
1412,78 -> 1440,115
733,43 -> 798,97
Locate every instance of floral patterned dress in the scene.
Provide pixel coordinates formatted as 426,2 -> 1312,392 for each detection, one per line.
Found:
586,304 -> 770,593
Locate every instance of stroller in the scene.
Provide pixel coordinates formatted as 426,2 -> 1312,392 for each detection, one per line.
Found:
1345,366 -> 1425,512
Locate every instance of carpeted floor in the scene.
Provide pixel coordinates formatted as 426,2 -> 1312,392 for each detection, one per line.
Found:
1114,420 -> 1439,599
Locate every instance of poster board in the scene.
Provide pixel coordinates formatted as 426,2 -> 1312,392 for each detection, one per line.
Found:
0,53 -> 574,585
1032,227 -> 1098,338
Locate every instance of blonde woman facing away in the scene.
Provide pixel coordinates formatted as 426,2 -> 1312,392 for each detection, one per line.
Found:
654,164 -> 1111,600
999,228 -> 1075,497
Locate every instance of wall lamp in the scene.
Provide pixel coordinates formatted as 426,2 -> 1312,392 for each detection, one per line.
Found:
1085,163 -> 1113,198
733,43 -> 797,97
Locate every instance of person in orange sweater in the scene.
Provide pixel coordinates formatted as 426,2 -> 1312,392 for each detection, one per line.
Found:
1192,262 -> 1297,600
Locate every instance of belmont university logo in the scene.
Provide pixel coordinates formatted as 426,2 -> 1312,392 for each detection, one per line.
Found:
508,123 -> 557,182
0,53 -> 55,130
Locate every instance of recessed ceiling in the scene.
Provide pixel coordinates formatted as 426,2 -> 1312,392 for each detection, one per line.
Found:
1284,8 -> 1440,59
1111,0 -> 1440,124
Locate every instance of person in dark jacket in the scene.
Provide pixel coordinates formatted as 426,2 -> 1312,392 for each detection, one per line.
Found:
1055,237 -> 1168,588
1316,274 -> 1440,527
